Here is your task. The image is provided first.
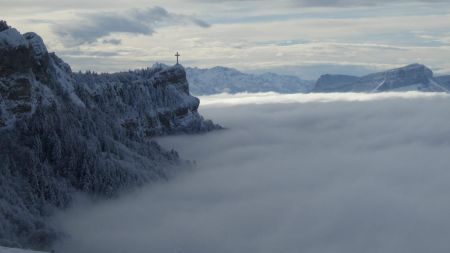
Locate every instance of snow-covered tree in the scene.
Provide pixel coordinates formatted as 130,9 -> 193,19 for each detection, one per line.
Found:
0,23 -> 219,250
0,21 -> 9,32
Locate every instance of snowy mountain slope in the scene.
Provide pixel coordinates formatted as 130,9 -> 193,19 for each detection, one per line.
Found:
312,64 -> 448,93
0,246 -> 47,253
186,66 -> 313,95
436,75 -> 450,90
313,74 -> 360,93
0,21 -> 219,250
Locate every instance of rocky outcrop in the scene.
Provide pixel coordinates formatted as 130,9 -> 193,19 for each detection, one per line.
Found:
0,21 -> 219,250
374,64 -> 437,91
312,64 -> 448,93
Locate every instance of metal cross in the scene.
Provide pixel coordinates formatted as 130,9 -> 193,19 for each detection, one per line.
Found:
175,52 -> 180,64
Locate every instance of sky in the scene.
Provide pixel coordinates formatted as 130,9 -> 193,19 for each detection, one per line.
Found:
54,92 -> 450,253
2,0 -> 450,79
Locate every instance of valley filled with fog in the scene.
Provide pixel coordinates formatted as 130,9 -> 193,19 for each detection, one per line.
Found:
55,92 -> 450,253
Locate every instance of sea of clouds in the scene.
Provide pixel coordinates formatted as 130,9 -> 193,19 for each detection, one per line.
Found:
55,92 -> 450,253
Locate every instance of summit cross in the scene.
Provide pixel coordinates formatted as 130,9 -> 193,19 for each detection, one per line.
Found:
175,52 -> 180,64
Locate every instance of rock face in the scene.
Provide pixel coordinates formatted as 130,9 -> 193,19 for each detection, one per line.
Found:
312,64 -> 448,93
186,66 -> 313,95
0,22 -> 219,250
74,64 -> 218,137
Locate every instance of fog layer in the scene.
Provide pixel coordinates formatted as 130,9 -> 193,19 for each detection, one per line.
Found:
56,92 -> 450,253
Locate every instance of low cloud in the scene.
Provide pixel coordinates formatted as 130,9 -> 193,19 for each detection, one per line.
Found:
55,93 -> 450,253
52,6 -> 210,46
198,91 -> 449,106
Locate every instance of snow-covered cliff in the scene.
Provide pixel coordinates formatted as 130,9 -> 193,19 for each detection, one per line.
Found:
186,66 -> 313,95
312,64 -> 448,93
73,64 -> 218,137
0,22 -> 218,250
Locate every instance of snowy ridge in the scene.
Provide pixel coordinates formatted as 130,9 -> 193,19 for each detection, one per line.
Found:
313,64 -> 448,93
186,66 -> 313,95
0,21 -> 218,250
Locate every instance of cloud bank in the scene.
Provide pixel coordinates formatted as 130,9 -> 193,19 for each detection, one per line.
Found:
198,91 -> 450,106
55,93 -> 450,253
52,6 -> 210,46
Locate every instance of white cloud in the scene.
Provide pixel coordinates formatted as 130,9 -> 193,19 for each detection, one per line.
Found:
198,91 -> 450,106
54,93 -> 450,253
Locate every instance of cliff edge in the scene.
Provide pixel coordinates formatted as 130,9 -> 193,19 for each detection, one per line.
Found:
0,21 -> 219,250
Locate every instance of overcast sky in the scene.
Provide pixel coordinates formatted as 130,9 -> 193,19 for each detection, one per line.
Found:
3,0 -> 450,78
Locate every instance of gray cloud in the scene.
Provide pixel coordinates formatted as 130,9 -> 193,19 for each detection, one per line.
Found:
54,93 -> 450,253
52,6 -> 210,46
102,38 -> 122,45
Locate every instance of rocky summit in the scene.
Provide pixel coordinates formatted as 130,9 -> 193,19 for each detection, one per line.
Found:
0,21 -> 219,250
313,64 -> 448,93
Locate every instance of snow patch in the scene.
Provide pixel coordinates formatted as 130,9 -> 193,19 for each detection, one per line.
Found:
23,32 -> 48,60
0,246 -> 48,253
0,28 -> 28,48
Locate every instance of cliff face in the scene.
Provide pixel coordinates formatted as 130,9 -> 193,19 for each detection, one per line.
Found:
312,64 -> 448,93
74,64 -> 218,138
0,23 -> 218,250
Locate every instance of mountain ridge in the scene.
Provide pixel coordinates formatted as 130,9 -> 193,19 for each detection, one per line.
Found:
313,64 -> 448,93
0,21 -> 218,250
186,66 -> 313,95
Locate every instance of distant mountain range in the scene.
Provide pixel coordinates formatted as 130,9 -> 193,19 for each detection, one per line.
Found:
186,64 -> 450,94
313,64 -> 448,93
186,66 -> 314,95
